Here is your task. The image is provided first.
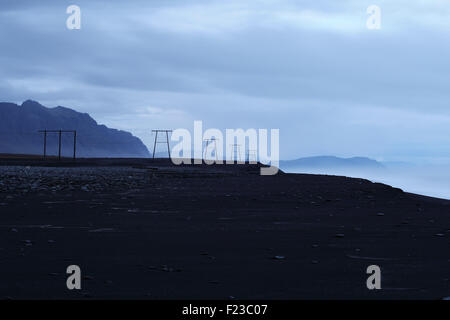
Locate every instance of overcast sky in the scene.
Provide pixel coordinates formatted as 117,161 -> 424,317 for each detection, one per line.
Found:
1,0 -> 449,163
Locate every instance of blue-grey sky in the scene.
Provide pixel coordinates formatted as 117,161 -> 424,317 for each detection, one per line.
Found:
1,0 -> 449,163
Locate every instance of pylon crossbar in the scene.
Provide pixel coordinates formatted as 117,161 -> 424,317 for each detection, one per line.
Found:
151,130 -> 172,159
38,129 -> 77,160
203,138 -> 219,161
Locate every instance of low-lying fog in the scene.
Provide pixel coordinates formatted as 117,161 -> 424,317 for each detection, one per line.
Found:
281,165 -> 450,200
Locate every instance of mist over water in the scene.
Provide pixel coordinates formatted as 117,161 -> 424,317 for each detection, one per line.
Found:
282,165 -> 450,200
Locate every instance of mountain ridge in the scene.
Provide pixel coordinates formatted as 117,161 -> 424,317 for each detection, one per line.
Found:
0,100 -> 150,158
280,155 -> 385,169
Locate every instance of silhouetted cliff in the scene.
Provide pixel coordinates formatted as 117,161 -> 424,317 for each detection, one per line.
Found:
0,100 -> 150,157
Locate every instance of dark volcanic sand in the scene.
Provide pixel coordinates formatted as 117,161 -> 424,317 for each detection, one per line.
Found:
0,158 -> 449,299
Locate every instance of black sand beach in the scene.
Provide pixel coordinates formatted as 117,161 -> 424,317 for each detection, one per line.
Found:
0,158 -> 449,299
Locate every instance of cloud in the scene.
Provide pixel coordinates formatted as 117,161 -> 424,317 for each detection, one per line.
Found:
0,0 -> 449,162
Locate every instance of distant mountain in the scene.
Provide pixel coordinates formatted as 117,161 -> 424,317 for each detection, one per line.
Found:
0,100 -> 150,158
280,156 -> 385,170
